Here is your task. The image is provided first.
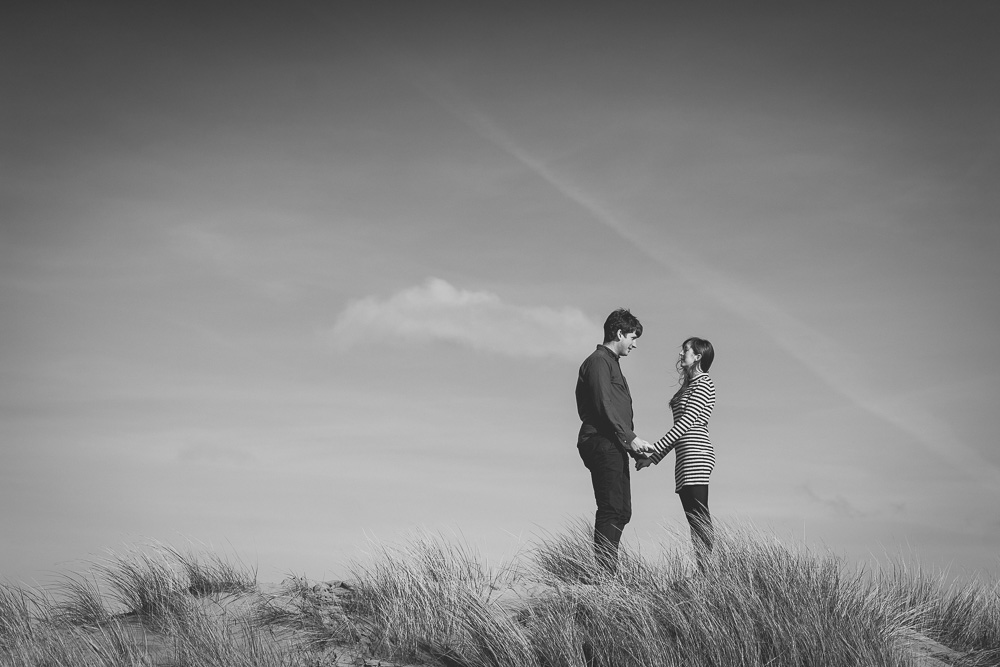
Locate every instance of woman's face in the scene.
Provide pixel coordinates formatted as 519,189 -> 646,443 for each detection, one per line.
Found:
680,342 -> 702,371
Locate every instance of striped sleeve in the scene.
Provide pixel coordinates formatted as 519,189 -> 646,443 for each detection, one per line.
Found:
649,378 -> 715,464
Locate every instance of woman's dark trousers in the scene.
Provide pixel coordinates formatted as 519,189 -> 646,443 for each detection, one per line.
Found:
578,435 -> 631,575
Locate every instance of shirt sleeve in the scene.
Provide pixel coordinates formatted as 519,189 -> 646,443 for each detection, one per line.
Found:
649,378 -> 715,464
581,356 -> 637,448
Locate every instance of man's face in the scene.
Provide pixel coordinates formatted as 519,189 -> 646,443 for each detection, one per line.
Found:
616,330 -> 639,357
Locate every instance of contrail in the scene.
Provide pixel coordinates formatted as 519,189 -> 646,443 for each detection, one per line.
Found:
407,71 -> 997,488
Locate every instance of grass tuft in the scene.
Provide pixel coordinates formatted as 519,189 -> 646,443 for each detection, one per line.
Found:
1,523 -> 997,666
162,543 -> 258,597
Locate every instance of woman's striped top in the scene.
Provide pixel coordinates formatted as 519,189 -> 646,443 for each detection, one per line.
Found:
649,373 -> 716,493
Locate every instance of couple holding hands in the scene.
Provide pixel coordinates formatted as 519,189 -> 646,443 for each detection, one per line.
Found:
576,308 -> 716,575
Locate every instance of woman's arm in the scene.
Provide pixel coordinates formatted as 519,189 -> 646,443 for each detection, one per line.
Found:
649,378 -> 715,464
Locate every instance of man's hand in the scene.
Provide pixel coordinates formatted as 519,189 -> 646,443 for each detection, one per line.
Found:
629,437 -> 653,454
635,457 -> 653,471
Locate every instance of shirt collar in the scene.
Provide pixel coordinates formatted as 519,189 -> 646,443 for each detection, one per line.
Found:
597,343 -> 620,360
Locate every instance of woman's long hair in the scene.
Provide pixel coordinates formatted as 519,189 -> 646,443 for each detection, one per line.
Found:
675,337 -> 714,392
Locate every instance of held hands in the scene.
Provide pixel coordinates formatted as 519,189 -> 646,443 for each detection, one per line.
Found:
629,437 -> 654,456
629,437 -> 655,471
629,437 -> 653,454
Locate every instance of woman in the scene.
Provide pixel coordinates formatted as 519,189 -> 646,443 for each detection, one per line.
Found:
638,337 -> 716,571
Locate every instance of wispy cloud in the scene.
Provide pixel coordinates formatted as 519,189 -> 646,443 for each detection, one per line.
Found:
168,220 -> 312,300
798,484 -> 872,519
333,277 -> 597,360
407,72 -> 1000,487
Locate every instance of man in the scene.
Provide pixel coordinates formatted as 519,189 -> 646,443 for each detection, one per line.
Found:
576,308 -> 652,575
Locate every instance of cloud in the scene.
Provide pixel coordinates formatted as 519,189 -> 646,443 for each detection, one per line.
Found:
177,443 -> 254,467
798,484 -> 871,519
333,278 -> 597,360
408,74 -> 999,488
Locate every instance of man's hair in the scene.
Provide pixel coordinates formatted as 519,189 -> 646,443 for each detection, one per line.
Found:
603,308 -> 643,343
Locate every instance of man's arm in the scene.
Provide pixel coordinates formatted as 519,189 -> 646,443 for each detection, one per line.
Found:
580,356 -> 647,451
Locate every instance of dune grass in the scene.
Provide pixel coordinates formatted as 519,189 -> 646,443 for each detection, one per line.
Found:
1,522 -> 997,666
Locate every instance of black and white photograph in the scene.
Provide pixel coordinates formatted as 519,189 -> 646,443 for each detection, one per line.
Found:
3,3 -> 999,665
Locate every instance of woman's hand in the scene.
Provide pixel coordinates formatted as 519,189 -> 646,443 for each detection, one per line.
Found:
635,457 -> 653,471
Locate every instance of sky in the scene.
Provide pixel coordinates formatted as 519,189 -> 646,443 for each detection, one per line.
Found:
2,2 -> 999,586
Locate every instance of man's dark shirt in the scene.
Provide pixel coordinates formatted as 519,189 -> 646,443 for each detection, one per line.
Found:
576,344 -> 636,450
